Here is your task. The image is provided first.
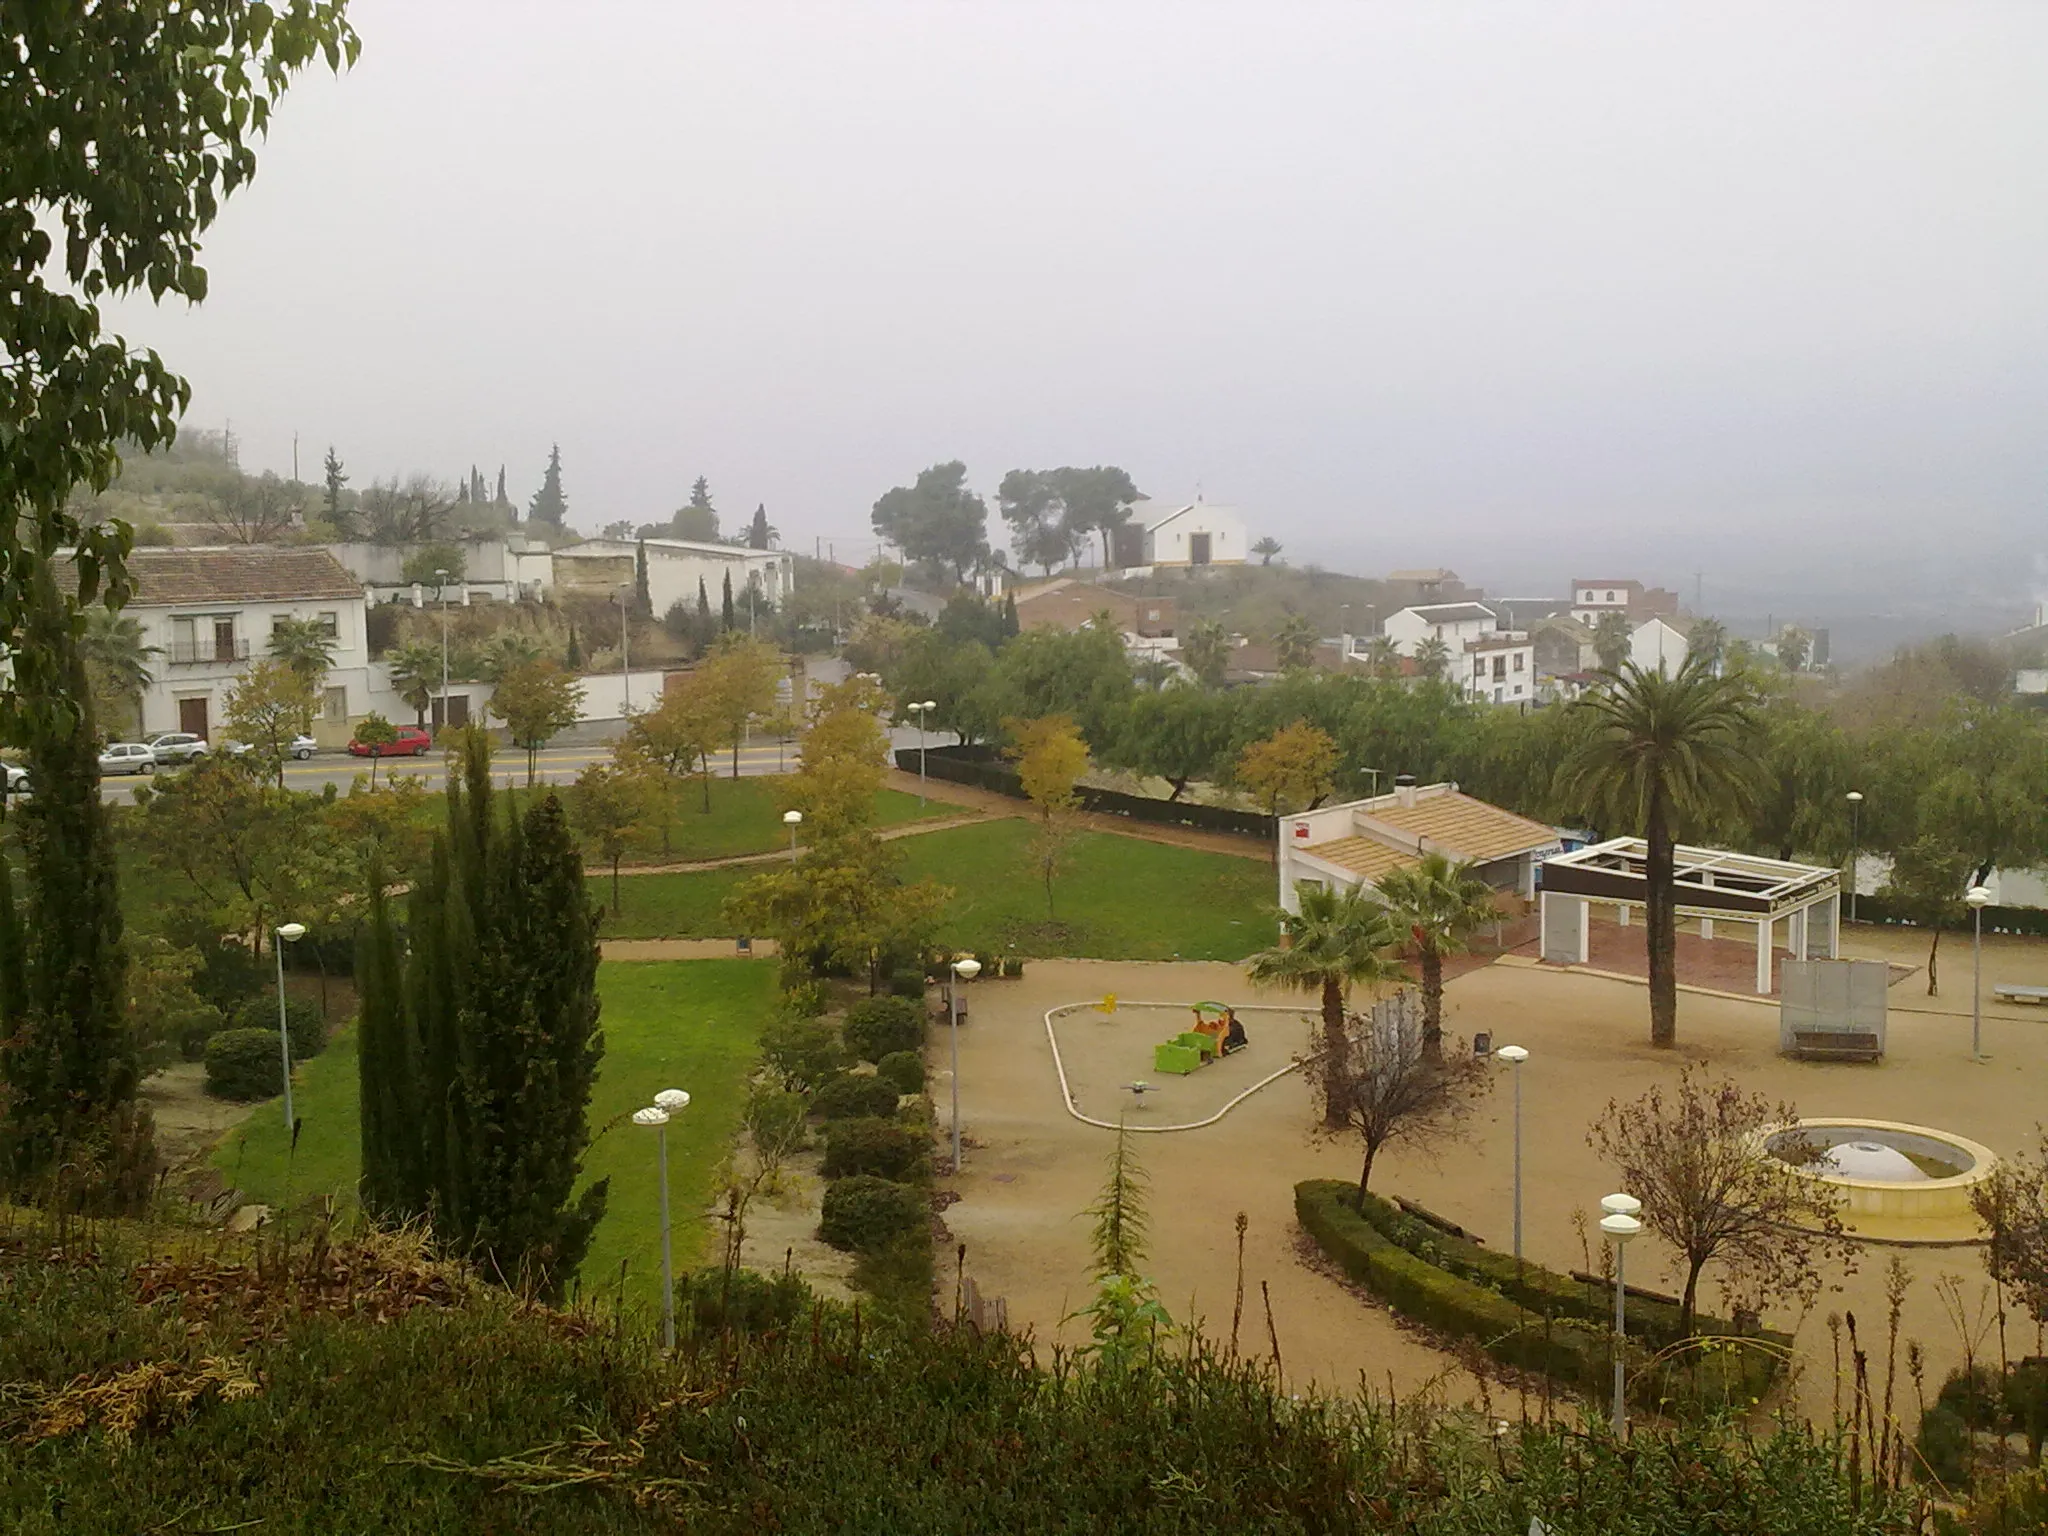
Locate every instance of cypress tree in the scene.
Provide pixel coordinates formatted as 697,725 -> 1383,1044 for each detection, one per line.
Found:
721,569 -> 735,631
1003,590 -> 1020,638
494,464 -> 509,507
0,574 -> 154,1208
633,539 -> 652,619
356,869 -> 423,1219
565,622 -> 584,670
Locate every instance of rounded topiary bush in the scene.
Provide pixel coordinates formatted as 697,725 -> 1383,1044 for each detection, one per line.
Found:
875,1050 -> 925,1095
233,995 -> 326,1061
888,967 -> 927,1000
204,1028 -> 283,1101
819,1175 -> 927,1253
811,1072 -> 903,1122
843,996 -> 922,1063
822,1116 -> 930,1181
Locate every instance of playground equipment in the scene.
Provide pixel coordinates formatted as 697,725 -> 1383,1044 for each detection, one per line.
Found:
1153,1002 -> 1250,1076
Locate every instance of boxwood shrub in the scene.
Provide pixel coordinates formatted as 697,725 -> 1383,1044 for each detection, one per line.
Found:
812,1072 -> 903,1122
822,1117 -> 930,1182
233,996 -> 327,1061
819,1175 -> 927,1253
875,1050 -> 925,1095
843,997 -> 923,1063
204,1028 -> 283,1101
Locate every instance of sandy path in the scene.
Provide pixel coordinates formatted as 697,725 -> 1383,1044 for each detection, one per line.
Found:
612,813 -> 990,877
941,953 -> 2048,1424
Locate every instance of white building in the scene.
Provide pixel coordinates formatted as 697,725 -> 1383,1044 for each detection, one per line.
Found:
1463,631 -> 1535,704
1276,780 -> 1562,913
115,546 -> 372,746
1569,577 -> 1679,629
552,538 -> 794,618
1129,498 -> 1247,570
331,534 -> 554,607
1383,602 -> 1499,658
1629,617 -> 1690,675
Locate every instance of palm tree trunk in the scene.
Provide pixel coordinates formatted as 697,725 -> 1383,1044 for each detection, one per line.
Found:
1646,794 -> 1678,1048
1321,977 -> 1348,1130
1421,947 -> 1444,1062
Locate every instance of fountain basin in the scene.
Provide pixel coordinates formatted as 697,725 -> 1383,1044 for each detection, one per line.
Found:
1764,1118 -> 1996,1235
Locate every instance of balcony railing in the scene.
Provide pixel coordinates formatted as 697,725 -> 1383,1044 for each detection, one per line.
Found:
167,639 -> 249,666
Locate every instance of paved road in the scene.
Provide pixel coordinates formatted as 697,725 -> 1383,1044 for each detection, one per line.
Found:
94,740 -> 806,801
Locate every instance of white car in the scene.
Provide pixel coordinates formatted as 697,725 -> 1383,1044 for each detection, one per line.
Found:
2,763 -> 30,796
97,742 -> 157,776
223,735 -> 318,761
147,732 -> 211,764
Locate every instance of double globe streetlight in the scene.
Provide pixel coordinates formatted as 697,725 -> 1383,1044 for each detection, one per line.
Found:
1598,1192 -> 1642,1439
633,1087 -> 692,1350
905,700 -> 937,804
1968,884 -> 1993,1062
782,808 -> 803,862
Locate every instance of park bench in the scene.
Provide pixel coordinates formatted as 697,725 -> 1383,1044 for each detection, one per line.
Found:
1395,1198 -> 1480,1243
1788,1030 -> 1882,1061
1993,983 -> 2048,1005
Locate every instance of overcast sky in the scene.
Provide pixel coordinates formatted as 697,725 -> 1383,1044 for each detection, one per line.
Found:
106,2 -> 2048,617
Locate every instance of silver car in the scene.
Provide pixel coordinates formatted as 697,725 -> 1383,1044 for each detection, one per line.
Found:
148,732 -> 211,763
98,742 -> 157,776
222,734 -> 318,761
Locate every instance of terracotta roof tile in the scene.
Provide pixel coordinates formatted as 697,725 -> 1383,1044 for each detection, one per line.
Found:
119,547 -> 364,607
1299,838 -> 1419,883
1366,791 -> 1557,863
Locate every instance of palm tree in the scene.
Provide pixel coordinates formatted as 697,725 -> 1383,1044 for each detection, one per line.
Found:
1414,636 -> 1451,681
1364,636 -> 1401,679
1273,612 -> 1318,672
385,641 -> 442,727
1591,611 -> 1632,671
1685,616 -> 1727,674
81,606 -> 160,738
1374,854 -> 1499,1062
1564,656 -> 1761,1048
1247,884 -> 1405,1127
1250,536 -> 1282,566
1180,618 -> 1229,688
268,615 -> 338,688
476,629 -> 545,682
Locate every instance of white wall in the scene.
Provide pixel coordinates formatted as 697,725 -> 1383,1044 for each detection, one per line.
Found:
1629,619 -> 1689,675
137,595 -> 370,742
554,541 -> 794,619
1145,505 -> 1247,567
1383,606 -> 1496,657
1463,642 -> 1535,704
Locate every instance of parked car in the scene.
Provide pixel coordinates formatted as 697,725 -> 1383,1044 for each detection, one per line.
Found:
221,734 -> 319,761
97,742 -> 157,776
348,725 -> 433,758
2,762 -> 30,796
147,732 -> 211,763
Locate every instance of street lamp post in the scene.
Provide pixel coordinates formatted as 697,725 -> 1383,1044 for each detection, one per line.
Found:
906,700 -> 936,803
1968,884 -> 1993,1061
617,583 -> 633,714
1599,1193 -> 1641,1438
783,808 -> 802,862
949,956 -> 981,1173
434,569 -> 451,730
634,1088 -> 691,1350
1496,1045 -> 1528,1266
274,922 -> 307,1130
1845,791 -> 1864,923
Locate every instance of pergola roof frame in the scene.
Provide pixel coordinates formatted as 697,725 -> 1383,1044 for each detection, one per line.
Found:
1542,836 -> 1839,917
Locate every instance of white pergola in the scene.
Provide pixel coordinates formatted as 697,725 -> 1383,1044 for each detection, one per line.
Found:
1539,838 -> 1842,994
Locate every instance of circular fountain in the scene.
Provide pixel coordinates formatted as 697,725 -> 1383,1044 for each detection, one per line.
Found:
1764,1118 -> 1997,1243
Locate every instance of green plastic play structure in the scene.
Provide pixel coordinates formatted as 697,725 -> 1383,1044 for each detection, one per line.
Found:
1151,1004 -> 1248,1075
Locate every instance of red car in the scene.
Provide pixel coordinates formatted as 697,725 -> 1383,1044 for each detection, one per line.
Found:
348,725 -> 434,757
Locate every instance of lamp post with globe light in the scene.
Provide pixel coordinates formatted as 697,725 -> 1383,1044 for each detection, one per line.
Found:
950,956 -> 981,1173
783,808 -> 802,862
274,922 -> 307,1130
905,699 -> 937,804
1845,791 -> 1864,923
1495,1045 -> 1529,1266
1599,1193 -> 1642,1438
635,1088 -> 691,1350
1968,884 -> 1993,1061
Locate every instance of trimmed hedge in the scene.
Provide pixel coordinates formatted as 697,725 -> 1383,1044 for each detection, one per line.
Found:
822,1117 -> 931,1182
1295,1182 -> 1780,1413
820,1175 -> 927,1253
203,1028 -> 283,1101
876,1050 -> 925,1095
233,995 -> 327,1061
812,1072 -> 904,1122
844,997 -> 923,1063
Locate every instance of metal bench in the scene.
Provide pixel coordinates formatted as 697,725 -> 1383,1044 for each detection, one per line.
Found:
1993,983 -> 2048,1005
1789,1030 -> 1882,1061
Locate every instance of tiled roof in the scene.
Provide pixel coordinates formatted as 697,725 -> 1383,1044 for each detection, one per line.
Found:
1400,603 -> 1495,624
1367,791 -> 1558,863
1301,837 -> 1419,883
121,547 -> 364,606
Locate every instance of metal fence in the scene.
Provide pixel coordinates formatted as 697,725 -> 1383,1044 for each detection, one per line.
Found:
896,745 -> 1276,841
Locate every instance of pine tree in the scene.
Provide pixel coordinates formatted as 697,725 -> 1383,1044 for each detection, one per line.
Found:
494,465 -> 509,507
0,575 -> 154,1209
322,446 -> 348,526
697,576 -> 710,621
721,569 -> 736,631
633,540 -> 652,619
528,444 -> 568,527
747,503 -> 772,550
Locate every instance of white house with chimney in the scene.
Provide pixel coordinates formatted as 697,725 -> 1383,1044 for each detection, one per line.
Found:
1276,779 -> 1562,913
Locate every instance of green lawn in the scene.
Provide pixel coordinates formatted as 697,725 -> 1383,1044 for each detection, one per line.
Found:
603,775 -> 949,866
211,958 -> 777,1298
591,820 -> 1276,961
